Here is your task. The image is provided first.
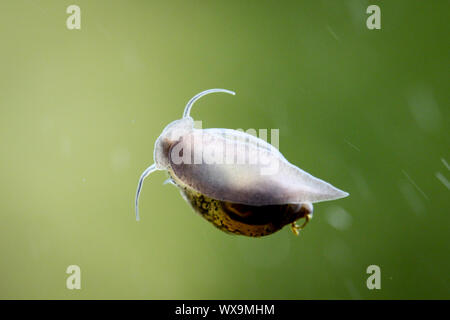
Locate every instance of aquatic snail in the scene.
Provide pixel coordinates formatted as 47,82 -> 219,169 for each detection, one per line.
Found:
135,89 -> 349,237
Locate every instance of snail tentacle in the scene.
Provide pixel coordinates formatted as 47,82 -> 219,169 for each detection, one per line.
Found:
135,163 -> 157,221
183,88 -> 235,118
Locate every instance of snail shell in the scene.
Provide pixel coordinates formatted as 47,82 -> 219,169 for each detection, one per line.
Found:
169,169 -> 311,237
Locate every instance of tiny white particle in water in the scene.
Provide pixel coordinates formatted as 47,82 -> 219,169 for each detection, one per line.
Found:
435,172 -> 450,190
344,139 -> 360,152
401,170 -> 429,200
326,25 -> 340,41
399,181 -> 425,215
441,158 -> 449,171
325,205 -> 352,231
350,169 -> 372,200
406,84 -> 442,133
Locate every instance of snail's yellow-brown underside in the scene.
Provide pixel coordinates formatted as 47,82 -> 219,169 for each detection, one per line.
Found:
179,183 -> 310,237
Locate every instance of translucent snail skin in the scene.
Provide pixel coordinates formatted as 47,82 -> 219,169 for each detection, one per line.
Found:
135,89 -> 349,237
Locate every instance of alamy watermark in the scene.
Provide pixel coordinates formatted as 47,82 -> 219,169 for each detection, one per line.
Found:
66,265 -> 81,290
66,5 -> 81,30
366,265 -> 381,290
170,120 -> 281,176
366,5 -> 381,30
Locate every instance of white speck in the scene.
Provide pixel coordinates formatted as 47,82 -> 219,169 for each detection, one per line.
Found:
406,84 -> 442,133
163,178 -> 175,186
82,178 -> 86,183
326,25 -> 340,41
401,170 -> 429,200
435,172 -> 450,190
441,158 -> 449,171
350,169 -> 372,200
399,181 -> 425,216
131,120 -> 136,124
325,206 -> 352,231
344,139 -> 360,152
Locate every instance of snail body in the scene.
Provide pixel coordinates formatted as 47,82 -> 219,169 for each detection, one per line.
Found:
135,89 -> 349,237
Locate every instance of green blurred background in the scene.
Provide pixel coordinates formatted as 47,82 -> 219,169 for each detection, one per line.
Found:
0,0 -> 448,299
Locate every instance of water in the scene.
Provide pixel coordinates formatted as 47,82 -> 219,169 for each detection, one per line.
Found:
0,0 -> 448,299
